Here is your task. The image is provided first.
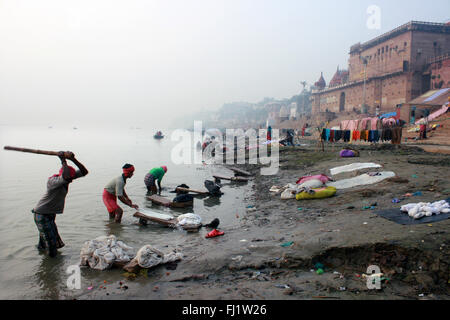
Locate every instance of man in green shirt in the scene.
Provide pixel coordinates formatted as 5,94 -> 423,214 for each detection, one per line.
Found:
144,166 -> 167,194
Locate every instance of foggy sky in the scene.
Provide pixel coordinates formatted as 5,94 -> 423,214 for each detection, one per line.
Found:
0,0 -> 448,128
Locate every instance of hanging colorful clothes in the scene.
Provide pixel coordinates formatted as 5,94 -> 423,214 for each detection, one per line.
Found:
325,129 -> 331,141
343,131 -> 351,142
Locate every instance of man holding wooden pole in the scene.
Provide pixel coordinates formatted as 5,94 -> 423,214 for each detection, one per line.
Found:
32,151 -> 89,257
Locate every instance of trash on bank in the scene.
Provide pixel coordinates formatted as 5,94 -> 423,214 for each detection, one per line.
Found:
316,268 -> 324,275
232,255 -> 243,262
280,241 -> 294,247
269,186 -> 283,193
314,262 -> 324,270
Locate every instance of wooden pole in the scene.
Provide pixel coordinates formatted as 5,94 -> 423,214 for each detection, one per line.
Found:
3,146 -> 60,156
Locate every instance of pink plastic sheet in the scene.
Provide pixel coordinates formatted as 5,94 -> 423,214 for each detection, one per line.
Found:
296,174 -> 333,185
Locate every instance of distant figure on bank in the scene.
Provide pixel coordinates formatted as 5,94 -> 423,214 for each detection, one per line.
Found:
302,123 -> 308,137
103,164 -> 139,223
267,126 -> 272,141
144,166 -> 167,195
418,115 -> 428,140
375,105 -> 381,117
32,151 -> 88,257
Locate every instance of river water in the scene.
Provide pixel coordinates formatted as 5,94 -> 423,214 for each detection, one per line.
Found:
0,124 -> 252,299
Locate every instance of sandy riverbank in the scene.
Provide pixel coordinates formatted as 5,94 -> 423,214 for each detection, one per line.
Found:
77,143 -> 450,300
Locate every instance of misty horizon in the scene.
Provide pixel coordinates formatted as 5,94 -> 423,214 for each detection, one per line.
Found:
1,0 -> 449,128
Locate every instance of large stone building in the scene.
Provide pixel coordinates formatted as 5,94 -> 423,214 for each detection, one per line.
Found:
311,21 -> 450,116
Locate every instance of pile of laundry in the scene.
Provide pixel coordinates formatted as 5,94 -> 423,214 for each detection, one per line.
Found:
270,175 -> 335,200
400,200 -> 450,220
132,245 -> 182,269
80,235 -> 135,270
176,213 -> 202,228
80,235 -> 183,271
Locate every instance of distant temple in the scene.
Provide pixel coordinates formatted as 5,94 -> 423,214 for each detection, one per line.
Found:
329,66 -> 349,87
311,21 -> 450,115
314,72 -> 326,90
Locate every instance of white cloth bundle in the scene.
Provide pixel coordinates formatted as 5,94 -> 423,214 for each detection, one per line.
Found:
330,163 -> 382,176
176,213 -> 202,227
80,235 -> 135,270
135,245 -> 183,269
401,200 -> 450,220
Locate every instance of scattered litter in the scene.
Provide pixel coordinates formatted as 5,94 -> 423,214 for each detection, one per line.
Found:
392,198 -> 402,203
275,284 -> 290,289
280,241 -> 294,247
362,273 -> 383,279
298,208 -> 303,211
232,255 -> 243,262
87,286 -> 93,290
314,262 -> 324,270
240,239 -> 248,242
411,175 -> 418,178
316,268 -> 324,275
139,269 -> 148,278
246,205 -> 255,209
339,287 -> 346,291
418,293 -> 424,297
269,186 -> 283,193
333,271 -> 340,275
363,222 -> 368,225
122,272 -> 136,280
247,207 -> 257,212
413,191 -> 423,197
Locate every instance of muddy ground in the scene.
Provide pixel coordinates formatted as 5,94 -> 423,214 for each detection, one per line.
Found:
78,143 -> 450,300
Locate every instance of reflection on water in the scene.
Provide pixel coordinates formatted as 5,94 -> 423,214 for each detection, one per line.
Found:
203,196 -> 222,208
35,254 -> 64,300
0,125 -> 252,299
